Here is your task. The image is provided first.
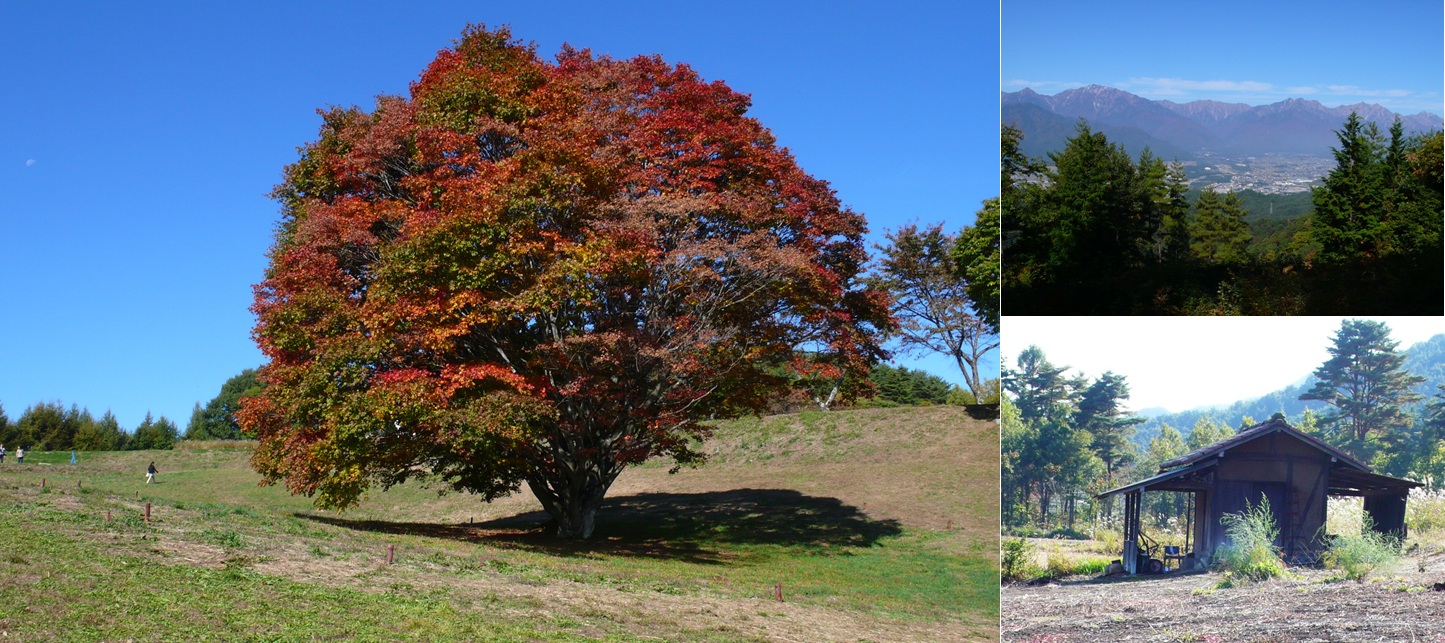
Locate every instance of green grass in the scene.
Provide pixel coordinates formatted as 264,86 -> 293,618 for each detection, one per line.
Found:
0,406 -> 994,640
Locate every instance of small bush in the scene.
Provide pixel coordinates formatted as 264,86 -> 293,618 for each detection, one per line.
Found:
1001,537 -> 1041,583
1323,518 -> 1400,581
1214,497 -> 1288,584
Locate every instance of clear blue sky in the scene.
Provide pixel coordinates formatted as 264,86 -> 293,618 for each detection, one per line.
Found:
0,1 -> 998,431
1004,0 -> 1444,115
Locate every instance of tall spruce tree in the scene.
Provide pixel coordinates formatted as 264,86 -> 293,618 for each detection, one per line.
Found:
1190,188 -> 1251,263
1311,113 -> 1389,262
1300,319 -> 1423,467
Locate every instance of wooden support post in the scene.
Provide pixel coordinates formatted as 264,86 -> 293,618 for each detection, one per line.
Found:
145,503 -> 151,522
774,582 -> 783,602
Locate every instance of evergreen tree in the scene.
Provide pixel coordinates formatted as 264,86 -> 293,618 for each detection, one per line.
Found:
74,410 -> 126,451
1311,112 -> 1389,262
129,412 -> 178,450
1004,345 -> 1080,425
1075,372 -> 1144,485
1190,188 -> 1251,263
1416,386 -> 1445,485
1300,319 -> 1423,467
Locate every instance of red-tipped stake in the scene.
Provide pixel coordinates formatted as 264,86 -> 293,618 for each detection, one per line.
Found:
774,583 -> 783,602
144,503 -> 151,522
387,544 -> 395,565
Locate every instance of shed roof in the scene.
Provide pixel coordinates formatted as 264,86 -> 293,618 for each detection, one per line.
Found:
1098,416 -> 1421,499
1156,416 -> 1369,472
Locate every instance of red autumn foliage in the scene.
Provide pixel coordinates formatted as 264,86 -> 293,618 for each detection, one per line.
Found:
239,25 -> 892,538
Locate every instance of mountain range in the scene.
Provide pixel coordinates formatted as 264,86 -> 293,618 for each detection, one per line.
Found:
1133,333 -> 1445,447
1003,85 -> 1444,159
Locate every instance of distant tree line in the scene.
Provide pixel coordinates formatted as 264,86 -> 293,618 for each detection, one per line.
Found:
0,402 -> 179,452
0,368 -> 263,452
1001,115 -> 1443,314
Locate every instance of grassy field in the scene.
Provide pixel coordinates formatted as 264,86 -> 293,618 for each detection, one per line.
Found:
0,405 -> 997,642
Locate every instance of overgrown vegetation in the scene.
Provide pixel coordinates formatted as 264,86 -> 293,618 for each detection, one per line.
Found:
1214,498 -> 1289,586
1322,517 -> 1401,581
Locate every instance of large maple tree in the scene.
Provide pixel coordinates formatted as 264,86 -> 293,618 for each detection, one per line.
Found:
239,26 -> 891,539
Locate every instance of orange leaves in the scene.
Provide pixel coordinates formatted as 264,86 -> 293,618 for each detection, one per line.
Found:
243,25 -> 892,517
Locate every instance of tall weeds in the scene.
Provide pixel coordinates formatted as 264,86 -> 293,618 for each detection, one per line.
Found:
1215,497 -> 1288,585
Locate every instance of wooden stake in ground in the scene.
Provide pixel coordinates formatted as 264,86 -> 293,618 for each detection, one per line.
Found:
387,544 -> 395,565
774,583 -> 784,602
106,510 -> 111,523
144,503 -> 151,522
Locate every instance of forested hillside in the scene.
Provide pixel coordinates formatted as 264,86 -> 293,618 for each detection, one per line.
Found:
1001,117 -> 1444,315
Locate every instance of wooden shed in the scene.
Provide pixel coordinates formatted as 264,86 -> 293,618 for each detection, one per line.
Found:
1098,416 -> 1420,574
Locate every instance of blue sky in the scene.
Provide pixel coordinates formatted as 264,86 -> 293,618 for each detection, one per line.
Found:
1004,0 -> 1444,115
0,1 -> 998,431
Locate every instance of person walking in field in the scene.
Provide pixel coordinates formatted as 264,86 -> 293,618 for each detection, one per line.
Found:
146,461 -> 157,484
16,447 -> 23,464
0,444 -> 6,463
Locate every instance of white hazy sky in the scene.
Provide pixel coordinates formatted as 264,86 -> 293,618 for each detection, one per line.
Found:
1001,317 -> 1445,414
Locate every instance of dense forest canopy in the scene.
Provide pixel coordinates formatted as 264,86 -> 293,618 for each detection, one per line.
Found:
1001,117 -> 1443,315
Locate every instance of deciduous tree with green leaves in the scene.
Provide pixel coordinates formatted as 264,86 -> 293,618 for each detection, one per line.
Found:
952,198 -> 999,333
186,368 -> 261,440
239,26 -> 891,539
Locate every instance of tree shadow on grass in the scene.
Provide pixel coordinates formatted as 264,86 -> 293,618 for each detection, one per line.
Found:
298,488 -> 901,565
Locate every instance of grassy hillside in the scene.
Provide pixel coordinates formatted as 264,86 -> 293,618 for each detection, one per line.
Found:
0,405 -> 997,642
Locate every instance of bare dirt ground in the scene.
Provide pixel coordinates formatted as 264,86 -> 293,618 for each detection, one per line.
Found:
1003,552 -> 1445,643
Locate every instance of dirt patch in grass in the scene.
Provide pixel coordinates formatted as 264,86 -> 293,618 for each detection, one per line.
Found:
1003,565 -> 1445,642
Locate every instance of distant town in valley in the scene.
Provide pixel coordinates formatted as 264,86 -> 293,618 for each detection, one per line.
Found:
1002,84 -> 1443,196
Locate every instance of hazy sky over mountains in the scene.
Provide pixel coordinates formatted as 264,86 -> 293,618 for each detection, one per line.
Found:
1003,0 -> 1444,116
1001,317 -> 1445,415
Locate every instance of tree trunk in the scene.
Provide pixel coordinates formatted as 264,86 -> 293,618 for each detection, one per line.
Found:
527,473 -> 614,540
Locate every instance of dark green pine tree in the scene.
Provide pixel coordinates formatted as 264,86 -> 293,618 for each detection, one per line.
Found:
1189,188 -> 1251,263
1299,319 -> 1423,468
1041,122 -> 1153,277
1074,371 -> 1144,486
1004,345 -> 1080,425
1311,112 -> 1388,263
